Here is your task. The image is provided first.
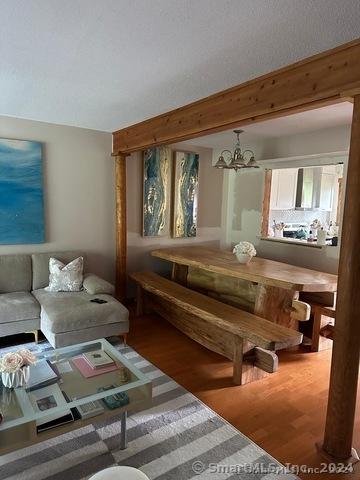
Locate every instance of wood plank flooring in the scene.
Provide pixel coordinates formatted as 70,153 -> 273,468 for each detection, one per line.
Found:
128,311 -> 360,480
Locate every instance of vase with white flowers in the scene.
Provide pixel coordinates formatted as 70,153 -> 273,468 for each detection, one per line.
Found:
233,241 -> 257,264
0,349 -> 36,389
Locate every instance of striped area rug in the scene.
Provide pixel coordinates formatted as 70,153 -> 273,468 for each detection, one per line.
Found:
0,341 -> 298,480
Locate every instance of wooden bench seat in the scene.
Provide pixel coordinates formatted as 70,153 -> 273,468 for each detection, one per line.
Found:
130,271 -> 303,385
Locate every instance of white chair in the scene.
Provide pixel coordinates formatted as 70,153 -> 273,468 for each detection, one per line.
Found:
89,466 -> 150,480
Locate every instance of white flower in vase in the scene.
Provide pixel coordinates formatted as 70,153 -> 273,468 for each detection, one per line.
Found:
0,349 -> 37,389
232,241 -> 257,264
0,353 -> 24,374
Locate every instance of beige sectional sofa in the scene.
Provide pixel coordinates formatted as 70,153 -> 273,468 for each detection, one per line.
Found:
0,251 -> 129,348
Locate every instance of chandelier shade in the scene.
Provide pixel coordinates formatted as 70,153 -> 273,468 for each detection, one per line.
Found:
214,155 -> 228,169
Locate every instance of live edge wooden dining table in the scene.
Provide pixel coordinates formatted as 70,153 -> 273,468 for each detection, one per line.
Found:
151,246 -> 338,331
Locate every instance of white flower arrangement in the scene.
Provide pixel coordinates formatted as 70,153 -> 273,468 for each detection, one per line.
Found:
0,349 -> 36,374
233,241 -> 257,257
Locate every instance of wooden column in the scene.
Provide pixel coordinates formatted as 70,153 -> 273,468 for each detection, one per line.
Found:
261,169 -> 272,237
115,154 -> 127,302
322,95 -> 360,462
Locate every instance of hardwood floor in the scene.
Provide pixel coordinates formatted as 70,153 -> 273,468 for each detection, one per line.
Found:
128,311 -> 360,480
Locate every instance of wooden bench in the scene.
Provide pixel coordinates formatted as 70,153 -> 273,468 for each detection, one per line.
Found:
130,271 -> 303,385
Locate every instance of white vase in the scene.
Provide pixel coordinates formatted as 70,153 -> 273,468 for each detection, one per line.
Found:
1,366 -> 30,389
235,253 -> 252,264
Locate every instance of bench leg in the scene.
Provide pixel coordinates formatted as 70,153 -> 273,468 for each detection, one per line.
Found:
233,339 -> 244,385
233,340 -> 275,385
311,308 -> 334,352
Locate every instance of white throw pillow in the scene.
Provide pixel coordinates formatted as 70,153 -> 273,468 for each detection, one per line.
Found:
45,257 -> 84,292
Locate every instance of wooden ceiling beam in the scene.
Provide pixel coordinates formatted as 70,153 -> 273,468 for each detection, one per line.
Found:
112,39 -> 360,154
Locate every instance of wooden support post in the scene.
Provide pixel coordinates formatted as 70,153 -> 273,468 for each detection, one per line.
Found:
115,154 -> 127,302
321,95 -> 360,462
261,169 -> 272,237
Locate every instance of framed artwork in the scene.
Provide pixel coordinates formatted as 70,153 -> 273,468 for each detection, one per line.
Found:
173,151 -> 199,238
142,146 -> 171,237
0,138 -> 45,245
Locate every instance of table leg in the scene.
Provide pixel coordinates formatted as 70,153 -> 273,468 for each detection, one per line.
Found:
120,411 -> 127,450
254,284 -> 299,331
172,263 -> 188,286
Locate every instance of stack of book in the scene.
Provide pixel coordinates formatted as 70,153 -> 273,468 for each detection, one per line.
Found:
29,383 -> 75,433
25,359 -> 76,432
26,359 -> 60,391
72,350 -> 118,378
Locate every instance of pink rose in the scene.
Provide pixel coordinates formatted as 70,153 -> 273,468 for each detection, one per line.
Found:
0,352 -> 23,373
18,349 -> 37,366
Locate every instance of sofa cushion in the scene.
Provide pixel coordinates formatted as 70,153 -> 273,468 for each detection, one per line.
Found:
83,274 -> 115,295
0,255 -> 32,293
0,292 -> 41,323
32,251 -> 82,290
33,289 -> 128,334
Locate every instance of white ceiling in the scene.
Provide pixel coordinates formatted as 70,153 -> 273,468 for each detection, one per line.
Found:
186,102 -> 354,148
1,0 -> 360,132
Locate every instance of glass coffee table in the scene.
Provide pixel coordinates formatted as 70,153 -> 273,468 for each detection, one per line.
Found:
0,339 -> 152,455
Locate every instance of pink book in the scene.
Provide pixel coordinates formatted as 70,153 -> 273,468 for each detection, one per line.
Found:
72,356 -> 118,378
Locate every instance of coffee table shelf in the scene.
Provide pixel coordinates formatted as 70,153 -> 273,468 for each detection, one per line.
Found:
0,339 -> 152,455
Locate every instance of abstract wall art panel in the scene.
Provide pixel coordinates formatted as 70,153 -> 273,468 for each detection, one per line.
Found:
173,151 -> 199,238
0,138 -> 45,244
142,146 -> 171,237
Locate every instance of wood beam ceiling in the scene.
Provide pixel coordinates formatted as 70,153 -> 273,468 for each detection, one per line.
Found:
113,39 -> 360,155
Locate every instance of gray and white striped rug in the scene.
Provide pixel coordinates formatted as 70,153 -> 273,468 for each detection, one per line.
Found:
0,340 -> 298,480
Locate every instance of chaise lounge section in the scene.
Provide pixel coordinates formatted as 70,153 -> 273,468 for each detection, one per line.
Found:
0,251 -> 129,348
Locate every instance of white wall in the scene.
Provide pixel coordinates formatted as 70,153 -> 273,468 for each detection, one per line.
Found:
262,125 -> 351,159
0,116 -> 115,281
220,125 -> 352,275
217,133 -> 273,248
0,118 -> 223,288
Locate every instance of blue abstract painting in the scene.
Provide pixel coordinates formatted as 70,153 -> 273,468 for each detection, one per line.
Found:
173,151 -> 199,238
0,138 -> 45,244
142,146 -> 171,237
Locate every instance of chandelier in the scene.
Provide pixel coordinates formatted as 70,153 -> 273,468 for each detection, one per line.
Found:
214,130 -> 259,171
